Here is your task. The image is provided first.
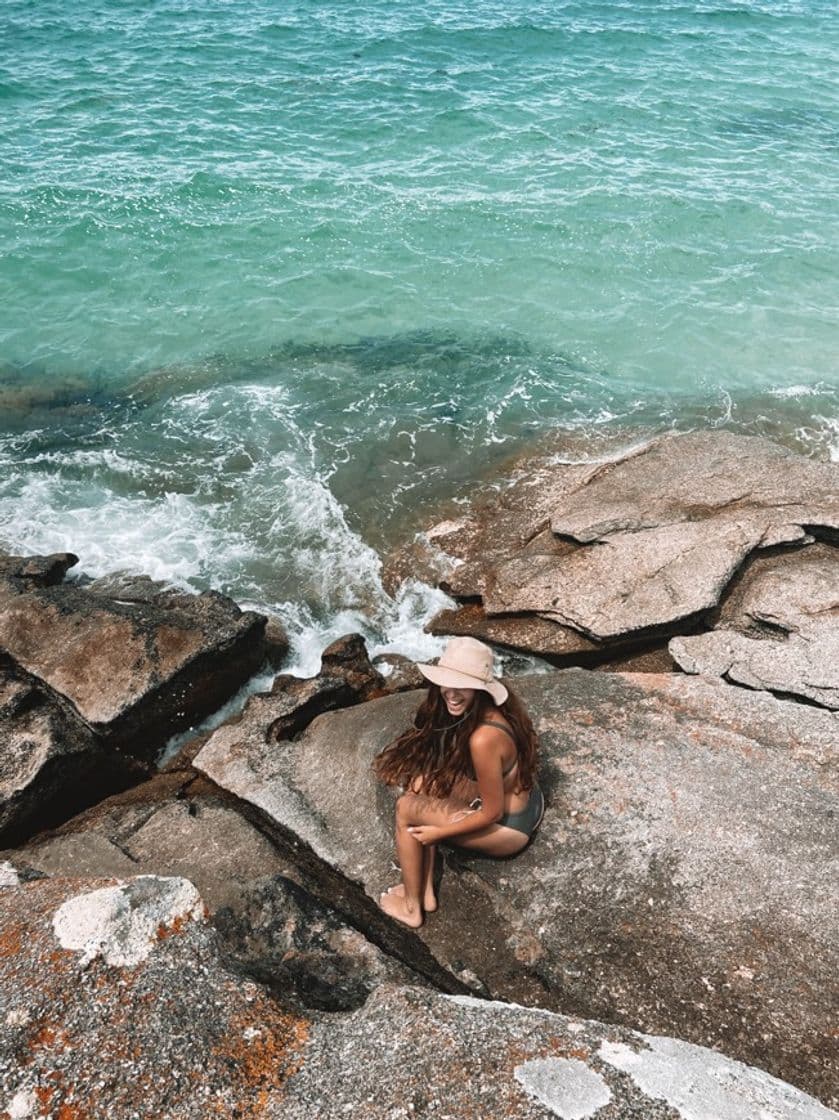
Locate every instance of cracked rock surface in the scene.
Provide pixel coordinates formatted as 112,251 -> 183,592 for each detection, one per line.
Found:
0,554 -> 271,760
671,542 -> 839,709
416,431 -> 839,658
194,671 -> 839,1105
4,874 -> 834,1119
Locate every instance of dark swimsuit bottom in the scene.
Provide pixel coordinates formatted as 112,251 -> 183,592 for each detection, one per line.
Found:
466,720 -> 545,839
498,784 -> 545,837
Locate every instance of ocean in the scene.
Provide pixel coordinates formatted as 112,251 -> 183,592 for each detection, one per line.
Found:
1,0 -> 837,674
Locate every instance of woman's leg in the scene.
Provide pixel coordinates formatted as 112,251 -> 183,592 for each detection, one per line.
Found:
383,773 -> 444,911
379,792 -> 528,927
379,792 -> 431,928
386,843 -> 438,911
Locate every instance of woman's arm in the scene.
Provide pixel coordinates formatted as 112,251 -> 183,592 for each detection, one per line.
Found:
407,726 -> 508,844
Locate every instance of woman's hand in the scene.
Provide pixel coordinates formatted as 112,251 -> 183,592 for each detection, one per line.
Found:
406,824 -> 444,846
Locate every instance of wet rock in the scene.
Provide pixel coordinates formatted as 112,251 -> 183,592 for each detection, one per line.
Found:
319,632 -> 387,699
421,431 -> 839,658
0,551 -> 77,587
277,985 -> 839,1119
266,632 -> 385,742
0,873 -> 309,1119
264,613 -> 291,666
671,542 -> 839,709
0,661 -> 144,847
372,652 -> 426,692
195,672 -> 839,1104
0,554 -> 269,760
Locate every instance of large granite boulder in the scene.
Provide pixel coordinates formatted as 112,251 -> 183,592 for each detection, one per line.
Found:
194,671 -> 839,1103
276,984 -> 839,1119
0,660 -> 144,847
1,771 -> 418,1013
3,875 -> 834,1119
0,555 -> 273,759
0,872 -> 309,1119
671,542 -> 839,709
419,432 -> 839,659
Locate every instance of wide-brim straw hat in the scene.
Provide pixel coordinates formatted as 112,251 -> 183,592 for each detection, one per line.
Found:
415,637 -> 508,706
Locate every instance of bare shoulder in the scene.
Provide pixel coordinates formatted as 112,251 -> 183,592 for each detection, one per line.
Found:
469,719 -> 512,751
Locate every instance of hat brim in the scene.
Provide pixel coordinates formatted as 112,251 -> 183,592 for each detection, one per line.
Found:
416,662 -> 508,706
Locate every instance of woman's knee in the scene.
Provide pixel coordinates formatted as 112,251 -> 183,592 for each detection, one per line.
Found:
395,791 -> 419,824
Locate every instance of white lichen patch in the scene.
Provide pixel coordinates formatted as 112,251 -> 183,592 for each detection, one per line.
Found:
599,1036 -> 839,1120
52,875 -> 205,968
0,861 -> 21,887
514,1058 -> 611,1119
6,1088 -> 37,1118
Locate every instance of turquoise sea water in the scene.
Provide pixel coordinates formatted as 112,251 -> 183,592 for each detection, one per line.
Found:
1,0 -> 837,670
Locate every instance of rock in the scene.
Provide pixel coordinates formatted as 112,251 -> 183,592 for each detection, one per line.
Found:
264,632 -> 385,742
487,517 -> 755,638
427,602 -> 678,669
0,551 -> 77,587
0,554 -> 269,759
276,984 -> 839,1118
0,661 -> 144,847
264,613 -> 291,666
4,773 -> 292,912
1,771 -> 423,1014
421,431 -> 839,658
0,874 -> 309,1119
372,652 -> 426,692
319,633 -> 387,700
213,874 -> 421,1013
4,876 -> 834,1119
195,672 -> 839,1103
671,543 -> 839,709
548,431 -> 839,544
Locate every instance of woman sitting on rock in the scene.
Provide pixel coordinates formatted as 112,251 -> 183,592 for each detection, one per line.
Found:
374,637 -> 543,928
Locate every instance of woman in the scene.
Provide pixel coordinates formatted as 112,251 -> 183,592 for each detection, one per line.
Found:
374,636 -> 543,928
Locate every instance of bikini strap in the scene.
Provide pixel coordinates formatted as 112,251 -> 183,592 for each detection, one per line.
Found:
478,719 -> 517,743
478,720 -> 518,778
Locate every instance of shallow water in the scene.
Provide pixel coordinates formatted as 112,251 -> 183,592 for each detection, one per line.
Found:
1,0 -> 837,671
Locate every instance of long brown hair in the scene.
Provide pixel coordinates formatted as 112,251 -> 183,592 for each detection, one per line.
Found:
373,683 -> 539,798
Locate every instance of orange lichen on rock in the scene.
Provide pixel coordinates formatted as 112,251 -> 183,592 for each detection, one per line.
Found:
155,913 -> 187,940
211,1004 -> 310,1118
56,1101 -> 90,1120
0,924 -> 22,959
34,1083 -> 57,1110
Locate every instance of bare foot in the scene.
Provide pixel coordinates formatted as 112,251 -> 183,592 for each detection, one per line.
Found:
386,882 -> 437,913
379,889 -> 424,928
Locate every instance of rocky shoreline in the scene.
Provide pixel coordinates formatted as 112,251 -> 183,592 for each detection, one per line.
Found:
1,430 -> 837,1118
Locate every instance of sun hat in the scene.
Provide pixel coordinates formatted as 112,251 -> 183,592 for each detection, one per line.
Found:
415,637 -> 508,706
